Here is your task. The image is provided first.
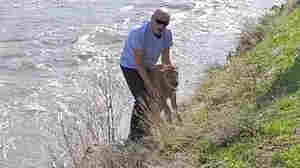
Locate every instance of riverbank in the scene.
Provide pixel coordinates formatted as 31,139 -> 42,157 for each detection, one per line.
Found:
154,3 -> 300,168
73,2 -> 300,168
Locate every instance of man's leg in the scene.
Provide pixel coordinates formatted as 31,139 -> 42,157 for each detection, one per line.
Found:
120,66 -> 152,142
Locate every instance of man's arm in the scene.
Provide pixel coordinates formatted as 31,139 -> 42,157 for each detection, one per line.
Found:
133,48 -> 159,97
161,47 -> 171,65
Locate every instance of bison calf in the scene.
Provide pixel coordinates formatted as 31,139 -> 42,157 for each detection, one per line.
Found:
148,64 -> 182,127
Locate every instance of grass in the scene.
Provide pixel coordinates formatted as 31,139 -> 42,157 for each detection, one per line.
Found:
153,3 -> 300,168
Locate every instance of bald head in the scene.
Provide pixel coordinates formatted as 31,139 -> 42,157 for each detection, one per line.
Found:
153,8 -> 170,21
151,8 -> 171,38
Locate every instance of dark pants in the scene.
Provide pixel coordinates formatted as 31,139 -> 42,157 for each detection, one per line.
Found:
120,65 -> 152,142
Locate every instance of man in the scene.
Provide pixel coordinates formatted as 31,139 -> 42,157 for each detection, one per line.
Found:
120,8 -> 174,142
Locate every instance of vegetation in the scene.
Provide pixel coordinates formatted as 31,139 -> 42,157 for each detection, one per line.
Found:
154,3 -> 300,168
59,2 -> 300,168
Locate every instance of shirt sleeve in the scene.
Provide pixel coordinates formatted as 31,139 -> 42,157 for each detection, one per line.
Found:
128,30 -> 144,50
164,29 -> 173,49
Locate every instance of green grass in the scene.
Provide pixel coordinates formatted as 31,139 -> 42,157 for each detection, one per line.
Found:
280,144 -> 300,168
154,4 -> 300,168
263,95 -> 300,136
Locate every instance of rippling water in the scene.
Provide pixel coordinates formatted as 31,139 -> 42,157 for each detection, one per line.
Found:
0,0 -> 286,167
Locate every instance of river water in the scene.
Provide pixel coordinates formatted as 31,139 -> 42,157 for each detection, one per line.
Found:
0,0 -> 286,167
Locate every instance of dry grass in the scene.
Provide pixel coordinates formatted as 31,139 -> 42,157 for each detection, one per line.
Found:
54,69 -> 191,168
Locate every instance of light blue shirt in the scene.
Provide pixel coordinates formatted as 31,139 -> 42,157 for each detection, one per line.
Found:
120,21 -> 173,69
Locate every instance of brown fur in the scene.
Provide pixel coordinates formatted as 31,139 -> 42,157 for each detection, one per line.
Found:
148,64 -> 182,127
288,0 -> 297,12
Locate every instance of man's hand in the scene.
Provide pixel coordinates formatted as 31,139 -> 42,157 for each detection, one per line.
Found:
160,64 -> 176,72
133,48 -> 160,99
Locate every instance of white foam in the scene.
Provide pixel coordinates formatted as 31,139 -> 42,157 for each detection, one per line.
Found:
77,34 -> 90,43
171,12 -> 187,24
120,5 -> 134,12
23,104 -> 47,112
48,79 -> 63,88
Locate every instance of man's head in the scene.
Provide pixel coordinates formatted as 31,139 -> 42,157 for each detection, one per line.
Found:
151,8 -> 170,38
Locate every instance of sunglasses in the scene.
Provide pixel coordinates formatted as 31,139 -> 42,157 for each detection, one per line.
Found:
156,19 -> 169,27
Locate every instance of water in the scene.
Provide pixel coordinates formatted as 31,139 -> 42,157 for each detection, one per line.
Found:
0,0 -> 286,167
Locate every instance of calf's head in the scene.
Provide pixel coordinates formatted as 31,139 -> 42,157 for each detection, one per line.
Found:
162,67 -> 178,91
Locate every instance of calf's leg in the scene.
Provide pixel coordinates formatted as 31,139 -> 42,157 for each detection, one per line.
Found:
171,93 -> 182,123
